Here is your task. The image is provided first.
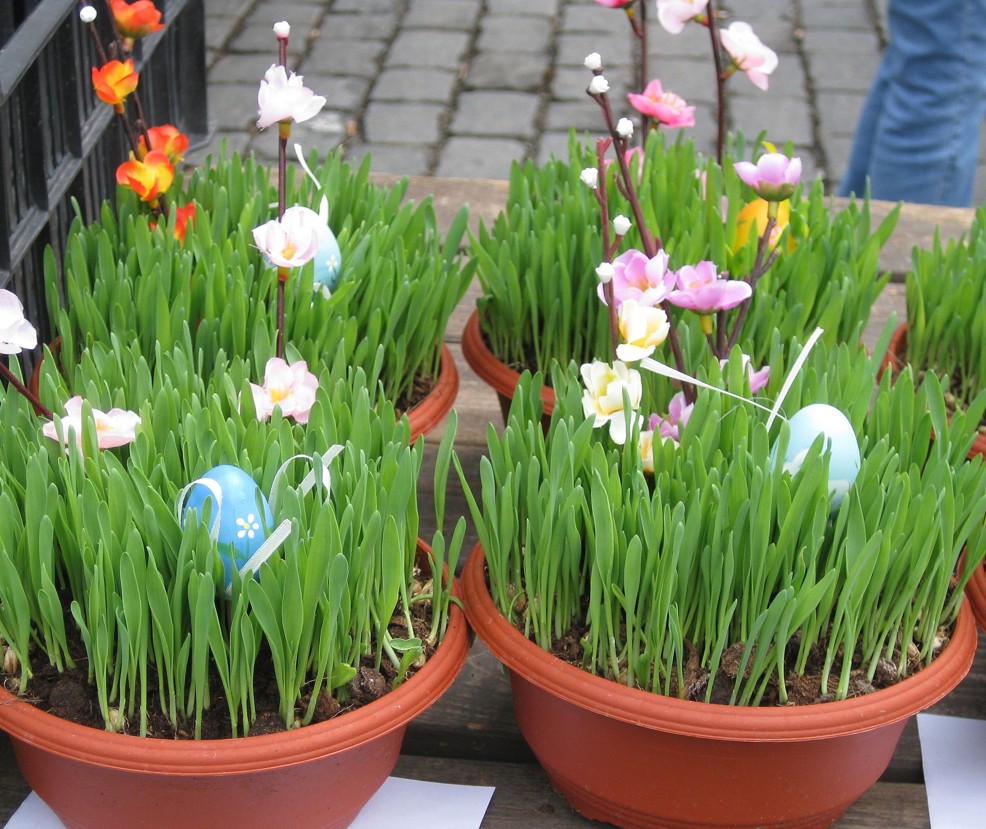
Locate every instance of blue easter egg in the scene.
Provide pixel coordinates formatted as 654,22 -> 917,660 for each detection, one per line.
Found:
774,403 -> 860,510
181,465 -> 273,586
312,226 -> 342,295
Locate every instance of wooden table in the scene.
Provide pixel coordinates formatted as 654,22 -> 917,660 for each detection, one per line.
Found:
0,178 -> 981,828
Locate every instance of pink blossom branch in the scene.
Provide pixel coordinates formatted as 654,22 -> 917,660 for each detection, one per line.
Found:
276,31 -> 289,359
593,139 -> 620,359
704,1 -> 728,164
724,217 -> 779,354
0,360 -> 53,420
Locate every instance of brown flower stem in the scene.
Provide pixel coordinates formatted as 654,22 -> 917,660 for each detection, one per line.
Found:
626,1 -> 650,142
594,141 -> 620,360
724,216 -> 779,354
274,32 -> 290,359
0,360 -> 52,420
705,1 -> 728,165
276,267 -> 289,360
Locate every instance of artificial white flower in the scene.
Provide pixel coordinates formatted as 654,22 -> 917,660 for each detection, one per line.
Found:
0,289 -> 37,355
580,360 -> 642,445
580,167 -> 599,188
42,396 -> 141,452
596,262 -> 615,283
584,52 -> 602,70
256,64 -> 326,129
638,430 -> 656,474
616,117 -> 634,138
252,205 -> 326,269
616,299 -> 670,362
250,358 -> 318,424
588,75 -> 610,95
273,20 -> 291,37
79,6 -> 97,23
613,214 -> 632,235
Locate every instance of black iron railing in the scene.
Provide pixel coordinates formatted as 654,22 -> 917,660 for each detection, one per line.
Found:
0,0 -> 209,343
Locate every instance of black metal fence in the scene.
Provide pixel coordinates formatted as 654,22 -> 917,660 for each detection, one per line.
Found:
0,0 -> 209,344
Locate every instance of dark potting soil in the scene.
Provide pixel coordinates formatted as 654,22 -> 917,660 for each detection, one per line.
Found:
395,366 -> 439,417
536,596 -> 950,706
0,599 -> 437,739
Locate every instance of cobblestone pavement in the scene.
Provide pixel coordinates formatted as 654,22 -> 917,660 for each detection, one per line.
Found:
189,0 -> 986,204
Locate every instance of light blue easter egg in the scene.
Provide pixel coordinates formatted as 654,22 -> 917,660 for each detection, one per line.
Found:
312,226 -> 342,295
182,465 -> 273,586
775,403 -> 860,510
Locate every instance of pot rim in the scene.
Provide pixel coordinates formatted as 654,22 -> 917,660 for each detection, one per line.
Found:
406,343 -> 459,441
461,542 -> 977,743
0,540 -> 470,775
461,309 -> 556,412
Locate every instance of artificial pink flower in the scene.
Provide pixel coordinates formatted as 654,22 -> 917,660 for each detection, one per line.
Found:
733,153 -> 802,201
251,358 -> 318,423
599,249 -> 674,308
719,355 -> 771,394
256,64 -> 326,129
720,22 -> 778,91
657,0 -> 710,35
0,289 -> 38,355
648,391 -> 694,444
252,205 -> 325,269
667,260 -> 752,313
593,0 -> 634,6
627,80 -> 695,128
42,396 -> 141,451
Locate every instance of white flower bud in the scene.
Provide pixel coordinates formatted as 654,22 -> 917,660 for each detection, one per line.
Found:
273,20 -> 291,37
596,262 -> 615,283
588,75 -> 610,95
3,646 -> 19,675
580,167 -> 599,188
584,52 -> 603,71
613,215 -> 632,236
616,118 -> 634,138
79,5 -> 97,22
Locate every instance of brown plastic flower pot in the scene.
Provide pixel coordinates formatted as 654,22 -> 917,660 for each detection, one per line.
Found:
965,556 -> 986,631
30,340 -> 458,442
406,343 -> 459,441
461,309 -> 554,429
880,322 -> 986,459
461,542 -> 977,829
0,542 -> 470,829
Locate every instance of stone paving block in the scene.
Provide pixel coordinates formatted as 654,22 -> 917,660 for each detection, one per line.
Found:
363,101 -> 446,144
485,0 -> 559,17
450,91 -> 540,138
345,142 -> 433,176
562,4 -> 632,34
227,23 -> 312,54
374,68 -> 459,103
728,15 -> 797,55
466,53 -> 548,93
435,136 -> 529,179
824,134 -> 855,187
301,38 -> 388,77
551,66 -> 600,102
210,83 -> 265,131
647,56 -> 720,102
318,13 -> 398,40
253,1 -> 326,30
802,29 -> 881,55
297,75 -> 372,112
403,0 -> 483,31
557,32 -> 633,68
801,4 -> 872,29
204,15 -> 240,53
333,0 -> 396,13
536,130 -> 578,165
208,54 -> 279,85
729,95 -> 813,147
387,30 -> 471,70
477,15 -> 553,55
815,92 -> 867,138
204,0 -> 254,17
545,99 -> 612,133
809,52 -> 879,93
648,23 -> 712,60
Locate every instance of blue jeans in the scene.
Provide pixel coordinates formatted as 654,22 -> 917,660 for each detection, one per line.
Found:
838,0 -> 986,206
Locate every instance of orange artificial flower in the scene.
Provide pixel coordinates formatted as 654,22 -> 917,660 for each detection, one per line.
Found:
136,124 -> 189,163
173,202 -> 196,244
110,0 -> 165,48
91,59 -> 139,111
116,150 -> 174,203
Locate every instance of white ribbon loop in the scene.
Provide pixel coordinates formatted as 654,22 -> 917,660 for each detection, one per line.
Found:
175,477 -> 224,542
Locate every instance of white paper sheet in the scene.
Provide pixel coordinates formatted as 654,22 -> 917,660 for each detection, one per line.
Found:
5,777 -> 495,829
918,712 -> 986,829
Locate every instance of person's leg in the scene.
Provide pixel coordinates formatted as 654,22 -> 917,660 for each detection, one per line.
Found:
839,0 -> 986,206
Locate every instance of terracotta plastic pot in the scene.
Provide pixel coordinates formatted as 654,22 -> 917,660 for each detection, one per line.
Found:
881,322 -> 986,459
30,341 -> 458,442
461,309 -> 554,428
0,543 -> 470,829
965,558 -> 986,631
461,543 -> 977,829
406,343 -> 459,441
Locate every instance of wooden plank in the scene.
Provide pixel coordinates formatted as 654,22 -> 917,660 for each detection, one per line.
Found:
391,755 -> 934,829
